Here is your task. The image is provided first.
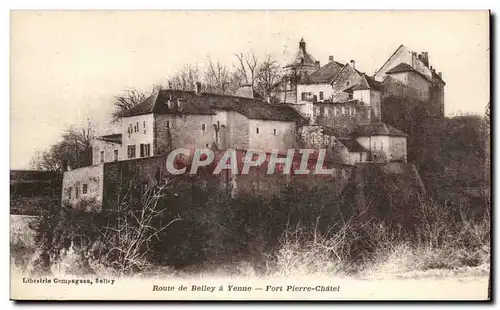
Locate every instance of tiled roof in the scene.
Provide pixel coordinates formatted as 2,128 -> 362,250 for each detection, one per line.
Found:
351,75 -> 384,91
385,63 -> 417,74
304,61 -> 344,84
97,133 -> 122,144
385,62 -> 432,82
121,89 -> 306,123
314,99 -> 360,106
350,123 -> 407,137
337,138 -> 368,153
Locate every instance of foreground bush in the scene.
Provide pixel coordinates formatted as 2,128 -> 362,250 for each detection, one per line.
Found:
267,196 -> 490,277
29,174 -> 490,278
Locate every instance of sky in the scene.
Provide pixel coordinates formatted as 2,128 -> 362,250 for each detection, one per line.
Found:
10,10 -> 490,169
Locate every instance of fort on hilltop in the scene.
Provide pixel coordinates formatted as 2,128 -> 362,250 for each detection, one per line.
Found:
60,38 -> 445,211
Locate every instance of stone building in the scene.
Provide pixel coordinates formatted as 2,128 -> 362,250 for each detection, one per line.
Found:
349,123 -> 408,163
62,83 -> 308,209
374,44 -> 446,116
271,39 -> 439,165
60,39 -> 439,210
275,38 -> 320,105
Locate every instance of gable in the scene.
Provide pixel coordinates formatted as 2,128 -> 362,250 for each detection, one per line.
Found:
331,64 -> 363,90
304,61 -> 344,84
374,45 -> 412,81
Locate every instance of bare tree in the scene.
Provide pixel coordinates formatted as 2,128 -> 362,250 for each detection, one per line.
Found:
30,122 -> 94,172
112,89 -> 147,120
166,64 -> 200,91
255,55 -> 282,100
204,56 -> 232,94
112,85 -> 164,120
94,180 -> 179,275
233,51 -> 259,87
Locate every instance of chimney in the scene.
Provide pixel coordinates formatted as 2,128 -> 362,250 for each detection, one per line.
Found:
350,60 -> 355,69
195,82 -> 202,95
421,52 -> 429,67
299,38 -> 306,51
315,60 -> 320,70
167,94 -> 174,109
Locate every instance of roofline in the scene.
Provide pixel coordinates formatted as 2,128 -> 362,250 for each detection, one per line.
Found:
353,133 -> 408,137
335,138 -> 369,152
374,44 -> 406,77
386,65 -> 432,82
330,62 -> 363,86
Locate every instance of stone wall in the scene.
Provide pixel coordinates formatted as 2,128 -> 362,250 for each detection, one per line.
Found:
155,114 -> 215,154
92,139 -> 119,165
62,164 -> 104,210
248,119 -> 296,151
331,64 -> 363,102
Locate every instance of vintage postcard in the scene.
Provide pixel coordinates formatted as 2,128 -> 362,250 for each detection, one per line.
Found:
10,10 -> 491,301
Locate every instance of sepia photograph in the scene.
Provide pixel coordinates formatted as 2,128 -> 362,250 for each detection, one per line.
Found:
9,10 -> 491,301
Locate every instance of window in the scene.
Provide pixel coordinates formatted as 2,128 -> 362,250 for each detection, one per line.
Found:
273,129 -> 277,136
143,121 -> 146,134
205,143 -> 209,148
75,184 -> 80,199
301,92 -> 307,101
300,58 -> 304,64
67,187 -> 72,199
100,151 -> 104,163
201,123 -> 206,132
166,121 -> 170,128
82,184 -> 88,194
114,149 -> 118,161
348,93 -> 353,100
359,153 -> 363,162
127,145 -> 136,159
319,91 -> 324,100
346,81 -> 350,87
256,127 -> 259,134
135,122 -> 139,132
140,143 -> 151,157
217,121 -> 220,128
